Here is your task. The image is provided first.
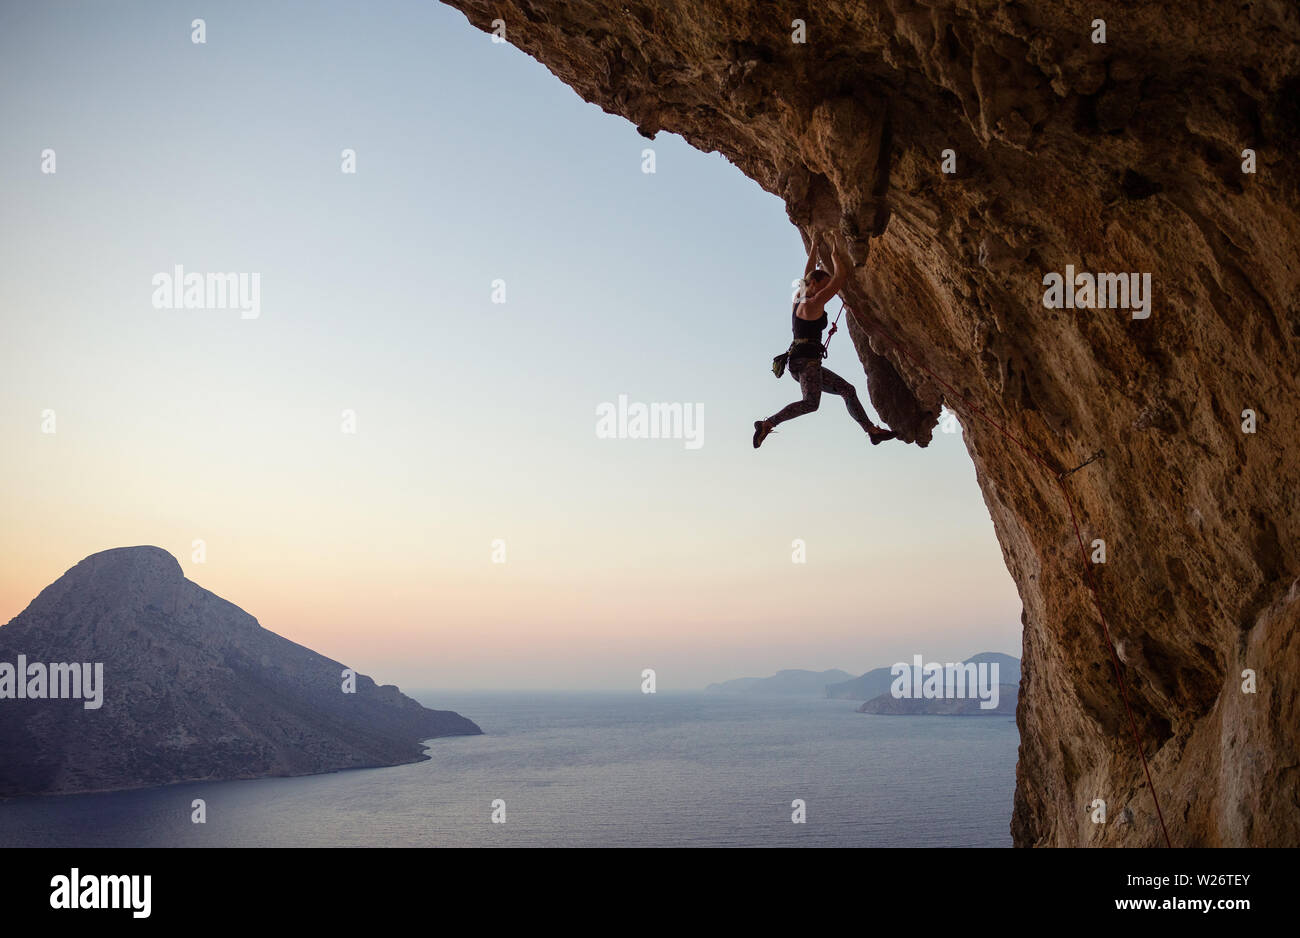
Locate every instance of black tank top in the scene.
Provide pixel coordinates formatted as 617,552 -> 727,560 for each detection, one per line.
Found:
791,305 -> 827,354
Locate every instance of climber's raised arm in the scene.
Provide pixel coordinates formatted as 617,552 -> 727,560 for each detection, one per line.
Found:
810,233 -> 850,306
803,230 -> 822,280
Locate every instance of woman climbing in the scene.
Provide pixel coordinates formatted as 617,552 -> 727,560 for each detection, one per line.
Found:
753,230 -> 897,448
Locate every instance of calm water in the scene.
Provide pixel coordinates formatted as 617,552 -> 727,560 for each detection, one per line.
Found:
0,692 -> 1018,847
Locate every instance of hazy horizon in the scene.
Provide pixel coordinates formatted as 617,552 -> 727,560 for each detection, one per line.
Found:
0,0 -> 1022,692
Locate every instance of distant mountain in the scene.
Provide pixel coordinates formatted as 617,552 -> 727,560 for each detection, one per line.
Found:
0,546 -> 481,797
827,652 -> 1020,700
963,652 -> 1020,684
706,669 -> 854,696
824,666 -> 898,701
858,684 -> 1018,716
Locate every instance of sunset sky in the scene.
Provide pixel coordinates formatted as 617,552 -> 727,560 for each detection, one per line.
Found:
0,0 -> 1022,690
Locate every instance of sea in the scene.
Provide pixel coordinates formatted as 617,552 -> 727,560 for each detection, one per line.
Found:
0,692 -> 1018,847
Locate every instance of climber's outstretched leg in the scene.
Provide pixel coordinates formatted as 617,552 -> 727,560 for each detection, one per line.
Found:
819,366 -> 896,444
754,358 -> 822,447
754,359 -> 895,447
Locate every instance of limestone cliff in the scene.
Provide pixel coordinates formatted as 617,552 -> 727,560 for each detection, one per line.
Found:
442,0 -> 1300,845
0,547 -> 481,796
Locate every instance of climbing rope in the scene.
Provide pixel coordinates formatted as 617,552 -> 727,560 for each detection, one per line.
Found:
840,298 -> 1174,849
822,302 -> 846,356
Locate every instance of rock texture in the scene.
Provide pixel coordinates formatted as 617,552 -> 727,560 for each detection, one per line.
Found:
443,1 -> 1300,845
0,546 -> 480,797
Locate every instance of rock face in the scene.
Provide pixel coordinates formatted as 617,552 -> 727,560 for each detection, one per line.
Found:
0,547 -> 480,797
442,1 -> 1300,845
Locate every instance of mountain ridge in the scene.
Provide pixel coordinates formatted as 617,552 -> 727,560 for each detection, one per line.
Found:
827,652 -> 1021,701
705,668 -> 853,695
0,546 -> 480,797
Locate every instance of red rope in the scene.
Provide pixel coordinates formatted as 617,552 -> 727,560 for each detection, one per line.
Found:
822,304 -> 845,355
841,299 -> 1174,849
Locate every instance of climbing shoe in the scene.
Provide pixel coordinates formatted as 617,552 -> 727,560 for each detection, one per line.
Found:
868,427 -> 897,445
753,420 -> 773,449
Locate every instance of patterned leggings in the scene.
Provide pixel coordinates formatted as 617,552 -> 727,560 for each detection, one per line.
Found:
767,357 -> 879,432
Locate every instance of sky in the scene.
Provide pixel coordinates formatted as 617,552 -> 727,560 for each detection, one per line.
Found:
0,0 -> 1022,691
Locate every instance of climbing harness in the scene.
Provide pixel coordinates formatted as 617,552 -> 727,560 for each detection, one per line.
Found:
771,338 -> 820,377
771,302 -> 848,378
839,299 -> 1174,849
